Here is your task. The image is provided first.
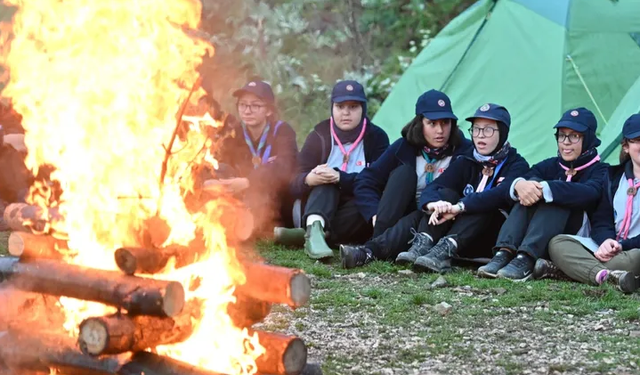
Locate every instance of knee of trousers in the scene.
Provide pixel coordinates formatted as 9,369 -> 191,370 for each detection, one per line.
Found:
390,164 -> 417,181
547,235 -> 570,262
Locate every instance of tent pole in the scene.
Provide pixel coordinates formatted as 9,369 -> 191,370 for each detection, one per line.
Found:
566,54 -> 610,129
440,0 -> 499,92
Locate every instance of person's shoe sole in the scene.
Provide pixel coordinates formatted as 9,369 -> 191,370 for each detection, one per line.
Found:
497,271 -> 532,282
618,273 -> 640,294
477,268 -> 498,279
395,253 -> 417,266
413,257 -> 440,274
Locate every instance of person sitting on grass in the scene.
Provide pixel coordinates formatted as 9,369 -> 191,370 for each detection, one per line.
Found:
476,107 -> 607,281
274,80 -> 389,260
205,80 -> 298,235
397,104 -> 530,274
339,89 -> 472,269
541,113 -> 640,293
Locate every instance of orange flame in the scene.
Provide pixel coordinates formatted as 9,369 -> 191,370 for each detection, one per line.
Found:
0,0 -> 263,373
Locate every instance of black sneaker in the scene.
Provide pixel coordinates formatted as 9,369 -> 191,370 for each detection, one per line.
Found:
532,258 -> 572,281
608,271 -> 640,294
413,237 -> 457,274
339,245 -> 374,269
395,229 -> 434,265
477,250 -> 514,278
497,253 -> 535,281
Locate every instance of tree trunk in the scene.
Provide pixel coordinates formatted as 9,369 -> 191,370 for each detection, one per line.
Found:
114,244 -> 202,276
2,203 -> 64,234
78,300 -> 202,355
227,293 -> 271,328
117,352 -> 222,375
0,257 -> 185,317
239,262 -> 310,308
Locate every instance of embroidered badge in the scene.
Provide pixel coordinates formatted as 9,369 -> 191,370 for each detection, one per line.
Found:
571,110 -> 579,117
248,82 -> 257,87
356,160 -> 364,166
438,99 -> 446,107
346,85 -> 354,91
463,184 -> 475,197
480,104 -> 490,112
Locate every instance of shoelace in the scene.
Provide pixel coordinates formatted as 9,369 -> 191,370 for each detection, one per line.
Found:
432,239 -> 455,258
510,254 -> 530,268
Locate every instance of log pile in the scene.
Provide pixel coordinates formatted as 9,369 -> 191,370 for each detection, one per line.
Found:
0,204 -> 317,375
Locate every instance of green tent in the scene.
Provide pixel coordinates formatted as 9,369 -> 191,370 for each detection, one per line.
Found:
373,0 -> 640,164
599,75 -> 640,164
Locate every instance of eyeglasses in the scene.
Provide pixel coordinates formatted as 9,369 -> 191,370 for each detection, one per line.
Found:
238,103 -> 266,113
556,133 -> 582,144
469,127 -> 498,137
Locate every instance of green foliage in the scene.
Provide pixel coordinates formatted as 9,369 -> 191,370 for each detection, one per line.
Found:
199,0 -> 476,140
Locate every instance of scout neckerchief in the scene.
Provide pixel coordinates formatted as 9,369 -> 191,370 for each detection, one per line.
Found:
330,117 -> 367,171
558,148 -> 600,182
617,161 -> 640,240
473,142 -> 510,193
421,144 -> 451,184
241,121 -> 270,169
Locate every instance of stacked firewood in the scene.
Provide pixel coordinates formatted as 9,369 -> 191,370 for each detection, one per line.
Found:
0,203 -> 318,375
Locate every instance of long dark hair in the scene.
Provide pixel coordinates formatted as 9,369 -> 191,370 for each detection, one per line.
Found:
401,115 -> 462,149
620,139 -> 631,164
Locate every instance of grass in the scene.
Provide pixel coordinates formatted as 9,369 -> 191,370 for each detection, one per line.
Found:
0,231 -> 8,255
257,241 -> 640,374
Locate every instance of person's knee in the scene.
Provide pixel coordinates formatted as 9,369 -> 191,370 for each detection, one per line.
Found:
548,235 -> 569,262
390,164 -> 415,179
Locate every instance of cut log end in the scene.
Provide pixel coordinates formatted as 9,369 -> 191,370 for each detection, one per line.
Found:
114,248 -> 137,276
283,338 -> 307,375
78,319 -> 109,356
290,273 -> 311,307
163,282 -> 186,318
7,232 -> 25,257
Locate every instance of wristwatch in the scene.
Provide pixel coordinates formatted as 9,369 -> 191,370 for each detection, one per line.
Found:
456,201 -> 465,212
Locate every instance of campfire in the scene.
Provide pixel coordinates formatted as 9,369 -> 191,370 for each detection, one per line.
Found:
0,0 -> 313,375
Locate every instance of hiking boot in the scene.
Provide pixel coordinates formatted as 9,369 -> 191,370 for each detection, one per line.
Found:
532,258 -> 572,281
608,270 -> 640,294
413,237 -> 457,274
395,229 -> 434,265
477,250 -> 514,278
339,245 -> 374,269
497,253 -> 535,281
274,227 -> 306,247
304,221 -> 333,260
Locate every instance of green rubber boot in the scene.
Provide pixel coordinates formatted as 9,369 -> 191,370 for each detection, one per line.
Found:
273,227 -> 306,247
304,221 -> 334,260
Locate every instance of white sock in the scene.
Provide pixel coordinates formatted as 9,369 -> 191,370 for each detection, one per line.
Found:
447,237 -> 458,248
306,214 -> 325,228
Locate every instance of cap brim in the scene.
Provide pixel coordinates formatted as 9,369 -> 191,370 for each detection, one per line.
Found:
554,121 -> 588,132
466,115 -> 503,123
422,111 -> 458,121
624,130 -> 640,140
232,88 -> 251,98
333,95 -> 367,103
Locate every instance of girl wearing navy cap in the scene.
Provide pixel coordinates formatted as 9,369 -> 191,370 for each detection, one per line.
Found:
274,80 -> 389,259
542,113 -> 640,293
208,80 -> 298,234
392,103 -> 530,274
477,107 -> 607,281
340,89 -> 472,269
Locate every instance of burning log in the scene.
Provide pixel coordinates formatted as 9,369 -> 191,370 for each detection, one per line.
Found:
117,352 -> 222,375
254,331 -> 307,375
78,300 -> 201,356
114,244 -> 202,276
0,331 -> 121,375
7,232 -> 68,260
2,203 -> 64,234
239,263 -> 310,308
227,293 -> 271,329
0,257 -> 185,317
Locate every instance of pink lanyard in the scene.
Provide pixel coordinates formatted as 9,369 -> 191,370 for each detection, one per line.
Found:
330,118 -> 367,171
617,178 -> 640,240
559,155 -> 600,181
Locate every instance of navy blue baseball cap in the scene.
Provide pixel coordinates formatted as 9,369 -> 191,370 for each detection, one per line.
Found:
554,107 -> 597,133
622,113 -> 640,140
415,89 -> 457,121
466,103 -> 511,128
233,80 -> 275,105
331,80 -> 367,104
